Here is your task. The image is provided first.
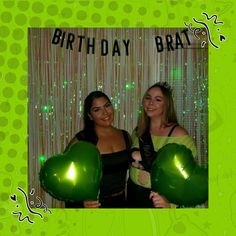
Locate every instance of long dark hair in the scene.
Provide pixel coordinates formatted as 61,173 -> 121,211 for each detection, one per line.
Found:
79,91 -> 112,144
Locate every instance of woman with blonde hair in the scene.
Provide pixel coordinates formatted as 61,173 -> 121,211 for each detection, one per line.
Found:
127,82 -> 197,208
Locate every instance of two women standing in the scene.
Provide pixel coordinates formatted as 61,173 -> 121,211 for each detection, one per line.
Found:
64,82 -> 199,208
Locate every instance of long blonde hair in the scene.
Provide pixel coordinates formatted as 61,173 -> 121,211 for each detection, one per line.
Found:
136,82 -> 178,137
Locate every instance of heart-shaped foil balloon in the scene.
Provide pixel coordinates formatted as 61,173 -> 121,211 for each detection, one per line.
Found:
151,143 -> 208,206
39,141 -> 102,202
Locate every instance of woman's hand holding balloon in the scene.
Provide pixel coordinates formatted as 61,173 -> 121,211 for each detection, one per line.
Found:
83,200 -> 101,208
131,150 -> 144,169
132,150 -> 142,161
149,191 -> 171,208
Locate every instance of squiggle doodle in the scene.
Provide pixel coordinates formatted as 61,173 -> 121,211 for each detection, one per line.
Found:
202,12 -> 223,24
12,211 -> 34,224
29,187 -> 51,213
17,187 -> 43,218
184,21 -> 207,48
35,196 -> 52,213
10,187 -> 52,224
184,12 -> 226,49
192,17 -> 219,48
184,22 -> 202,39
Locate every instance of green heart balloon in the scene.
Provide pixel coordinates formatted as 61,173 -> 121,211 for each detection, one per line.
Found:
39,141 -> 102,201
151,143 -> 208,206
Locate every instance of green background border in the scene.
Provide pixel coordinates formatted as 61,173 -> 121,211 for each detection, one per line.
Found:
1,0 -> 236,235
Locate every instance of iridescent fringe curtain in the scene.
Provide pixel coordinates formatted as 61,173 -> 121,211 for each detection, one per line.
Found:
28,28 -> 208,208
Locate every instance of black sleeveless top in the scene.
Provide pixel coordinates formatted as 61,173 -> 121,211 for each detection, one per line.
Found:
76,129 -> 132,198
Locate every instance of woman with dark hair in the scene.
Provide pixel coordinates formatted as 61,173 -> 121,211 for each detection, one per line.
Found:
127,82 -> 197,208
65,91 -> 132,208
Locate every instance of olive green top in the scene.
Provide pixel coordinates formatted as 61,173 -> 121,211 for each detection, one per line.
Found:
130,134 -> 197,189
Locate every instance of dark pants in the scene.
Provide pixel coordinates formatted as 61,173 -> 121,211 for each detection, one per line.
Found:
65,192 -> 126,208
65,201 -> 83,208
100,191 -> 126,208
127,178 -> 153,208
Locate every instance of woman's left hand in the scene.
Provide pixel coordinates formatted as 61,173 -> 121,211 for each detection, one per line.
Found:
83,200 -> 101,208
149,191 -> 171,208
